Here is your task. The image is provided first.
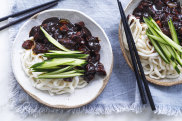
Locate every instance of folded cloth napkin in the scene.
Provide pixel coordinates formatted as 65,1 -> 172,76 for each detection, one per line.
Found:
8,0 -> 182,117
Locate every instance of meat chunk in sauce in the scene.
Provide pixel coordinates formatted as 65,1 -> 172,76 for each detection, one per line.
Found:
85,63 -> 96,74
22,40 -> 34,49
33,43 -> 48,54
58,38 -> 76,49
87,37 -> 101,53
95,62 -> 106,75
74,21 -> 85,31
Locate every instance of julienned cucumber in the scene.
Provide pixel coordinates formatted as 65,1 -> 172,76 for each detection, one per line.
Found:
155,29 -> 182,52
174,50 -> 182,66
147,30 -> 169,63
147,34 -> 168,45
168,19 -> 180,45
40,26 -> 80,53
38,73 -> 83,79
49,50 -> 82,54
144,17 -> 182,52
42,66 -> 75,74
148,17 -> 161,31
159,44 -> 172,60
40,26 -> 71,52
40,69 -> 84,77
159,43 -> 180,73
168,19 -> 182,66
32,67 -> 60,72
144,17 -> 182,73
171,61 -> 180,74
31,58 -> 87,69
165,45 -> 176,61
43,53 -> 89,58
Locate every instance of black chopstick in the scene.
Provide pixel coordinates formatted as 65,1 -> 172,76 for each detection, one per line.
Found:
0,0 -> 58,22
120,7 -> 156,111
117,0 -> 156,110
117,1 -> 147,105
0,2 -> 58,31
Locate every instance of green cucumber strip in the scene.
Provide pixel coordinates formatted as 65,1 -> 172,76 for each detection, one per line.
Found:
144,17 -> 182,52
31,63 -> 60,70
40,27 -> 79,53
43,53 -> 89,58
32,67 -> 60,72
148,17 -> 161,31
59,70 -> 85,74
168,19 -> 182,65
145,17 -> 180,51
40,26 -> 71,52
54,70 -> 76,74
49,50 -> 82,54
30,62 -> 44,68
174,50 -> 182,66
155,29 -> 182,52
159,44 -> 172,60
42,69 -> 84,76
143,17 -> 151,26
171,61 -> 180,74
147,30 -> 169,63
168,19 -> 180,45
148,26 -> 159,37
144,18 -> 160,36
38,73 -> 83,79
165,46 -> 176,61
145,17 -> 181,73
32,58 -> 87,69
147,34 -> 168,44
43,66 -> 75,75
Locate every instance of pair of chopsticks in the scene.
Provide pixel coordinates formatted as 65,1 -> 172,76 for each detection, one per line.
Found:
117,0 -> 156,111
0,0 -> 59,31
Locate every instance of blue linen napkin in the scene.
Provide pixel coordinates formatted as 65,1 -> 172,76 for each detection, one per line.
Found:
8,0 -> 182,116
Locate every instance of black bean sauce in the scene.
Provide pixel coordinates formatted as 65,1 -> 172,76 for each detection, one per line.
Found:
133,0 -> 182,42
22,17 -> 106,82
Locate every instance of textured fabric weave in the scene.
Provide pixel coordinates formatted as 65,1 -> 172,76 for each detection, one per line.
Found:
8,0 -> 182,116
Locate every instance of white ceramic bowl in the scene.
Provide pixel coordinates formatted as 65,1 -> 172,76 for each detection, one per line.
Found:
12,9 -> 113,108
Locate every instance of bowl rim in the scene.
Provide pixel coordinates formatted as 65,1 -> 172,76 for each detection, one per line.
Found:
12,9 -> 113,108
118,0 -> 182,86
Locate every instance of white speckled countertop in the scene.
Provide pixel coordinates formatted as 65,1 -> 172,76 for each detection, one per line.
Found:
0,0 -> 182,120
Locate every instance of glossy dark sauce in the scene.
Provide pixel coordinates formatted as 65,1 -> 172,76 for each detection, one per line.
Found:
22,17 -> 106,82
133,0 -> 182,42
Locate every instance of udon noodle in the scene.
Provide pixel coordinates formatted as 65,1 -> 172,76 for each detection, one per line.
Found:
21,49 -> 87,95
123,15 -> 181,79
